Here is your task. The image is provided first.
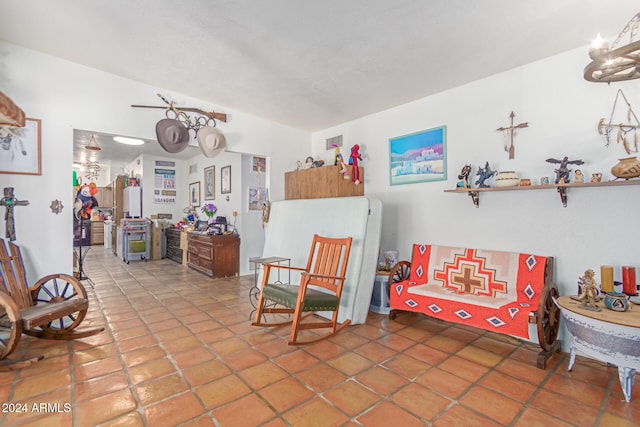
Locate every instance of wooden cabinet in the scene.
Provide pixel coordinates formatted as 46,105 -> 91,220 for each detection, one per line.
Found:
165,228 -> 184,264
285,165 -> 364,200
90,221 -> 104,245
187,233 -> 240,278
96,186 -> 113,208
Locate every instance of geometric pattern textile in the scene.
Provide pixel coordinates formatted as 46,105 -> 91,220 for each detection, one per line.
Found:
392,244 -> 548,339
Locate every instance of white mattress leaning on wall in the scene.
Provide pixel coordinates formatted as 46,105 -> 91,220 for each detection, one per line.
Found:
259,196 -> 383,324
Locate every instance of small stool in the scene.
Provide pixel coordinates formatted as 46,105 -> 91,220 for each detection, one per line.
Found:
370,271 -> 391,314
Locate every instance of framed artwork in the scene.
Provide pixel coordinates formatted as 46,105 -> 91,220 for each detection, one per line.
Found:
252,156 -> 266,172
204,165 -> 215,200
389,125 -> 447,185
189,181 -> 201,207
221,165 -> 231,194
0,118 -> 42,175
248,187 -> 266,211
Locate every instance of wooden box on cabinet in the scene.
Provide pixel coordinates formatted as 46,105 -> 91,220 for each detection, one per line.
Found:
165,228 -> 183,263
187,233 -> 240,278
285,165 -> 364,200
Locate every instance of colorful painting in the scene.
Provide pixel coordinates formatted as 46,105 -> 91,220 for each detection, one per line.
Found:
389,126 -> 446,185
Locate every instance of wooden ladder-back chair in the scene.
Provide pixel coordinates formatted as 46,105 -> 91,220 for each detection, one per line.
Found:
252,234 -> 353,345
0,238 -> 104,370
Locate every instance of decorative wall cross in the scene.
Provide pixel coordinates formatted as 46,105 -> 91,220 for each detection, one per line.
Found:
2,187 -> 29,241
496,111 -> 528,160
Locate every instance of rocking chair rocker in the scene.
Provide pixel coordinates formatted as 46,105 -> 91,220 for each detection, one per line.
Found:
0,238 -> 104,370
252,234 -> 353,345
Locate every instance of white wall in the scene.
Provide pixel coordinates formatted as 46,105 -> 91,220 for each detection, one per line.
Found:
312,46 -> 640,344
0,41 -> 310,282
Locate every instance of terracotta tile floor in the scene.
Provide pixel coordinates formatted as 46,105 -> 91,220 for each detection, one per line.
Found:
0,247 -> 638,426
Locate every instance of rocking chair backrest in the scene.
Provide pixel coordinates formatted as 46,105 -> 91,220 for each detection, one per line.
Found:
305,235 -> 353,294
0,239 -> 33,309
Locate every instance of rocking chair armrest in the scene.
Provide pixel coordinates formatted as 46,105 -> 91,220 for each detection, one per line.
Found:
264,264 -> 307,272
301,272 -> 346,282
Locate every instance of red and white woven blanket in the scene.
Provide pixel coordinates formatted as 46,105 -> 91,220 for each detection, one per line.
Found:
390,244 -> 547,339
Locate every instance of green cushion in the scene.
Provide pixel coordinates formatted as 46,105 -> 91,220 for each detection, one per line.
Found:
262,283 -> 338,311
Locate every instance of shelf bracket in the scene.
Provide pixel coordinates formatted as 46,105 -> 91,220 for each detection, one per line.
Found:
557,187 -> 567,207
468,191 -> 480,208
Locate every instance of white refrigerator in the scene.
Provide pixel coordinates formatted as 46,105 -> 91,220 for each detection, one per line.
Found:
123,186 -> 142,218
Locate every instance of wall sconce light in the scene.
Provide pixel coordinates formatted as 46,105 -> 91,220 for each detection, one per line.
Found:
585,12 -> 640,83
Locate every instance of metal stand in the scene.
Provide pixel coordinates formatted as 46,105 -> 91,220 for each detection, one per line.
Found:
248,256 -> 291,321
74,217 -> 95,288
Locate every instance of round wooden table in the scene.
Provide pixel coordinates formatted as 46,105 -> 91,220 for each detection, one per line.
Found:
555,295 -> 640,402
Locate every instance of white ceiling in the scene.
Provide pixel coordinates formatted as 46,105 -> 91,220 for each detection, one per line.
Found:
1,1 -> 639,163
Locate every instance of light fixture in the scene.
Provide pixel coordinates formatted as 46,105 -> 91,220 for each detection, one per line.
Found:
85,135 -> 101,151
114,136 -> 145,146
585,12 -> 640,83
84,160 -> 101,181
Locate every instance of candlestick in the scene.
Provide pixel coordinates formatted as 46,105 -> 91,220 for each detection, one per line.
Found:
622,266 -> 638,296
600,265 -> 614,293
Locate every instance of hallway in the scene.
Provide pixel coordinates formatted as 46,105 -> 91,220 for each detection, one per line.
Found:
0,247 -> 638,426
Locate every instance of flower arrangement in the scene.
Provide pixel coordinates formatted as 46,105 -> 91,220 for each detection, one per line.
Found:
201,203 -> 217,222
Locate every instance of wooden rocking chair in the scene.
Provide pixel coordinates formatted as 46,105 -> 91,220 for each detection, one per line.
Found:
0,238 -> 104,370
252,234 -> 353,345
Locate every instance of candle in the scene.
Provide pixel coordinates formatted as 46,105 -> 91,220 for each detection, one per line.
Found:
622,266 -> 638,296
600,265 -> 614,293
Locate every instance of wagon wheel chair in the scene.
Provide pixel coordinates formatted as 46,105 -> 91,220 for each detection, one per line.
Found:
0,240 -> 104,370
387,258 -> 561,368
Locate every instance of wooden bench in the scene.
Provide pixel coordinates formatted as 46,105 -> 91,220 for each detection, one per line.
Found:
389,244 -> 561,369
0,238 -> 104,370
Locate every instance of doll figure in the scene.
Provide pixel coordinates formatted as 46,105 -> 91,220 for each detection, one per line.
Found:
349,144 -> 363,185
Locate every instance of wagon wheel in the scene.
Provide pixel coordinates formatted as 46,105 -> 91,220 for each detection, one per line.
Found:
0,292 -> 22,360
30,274 -> 88,333
537,283 -> 560,352
390,261 -> 411,284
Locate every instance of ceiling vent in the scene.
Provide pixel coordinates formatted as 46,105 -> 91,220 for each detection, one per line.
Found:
325,135 -> 343,151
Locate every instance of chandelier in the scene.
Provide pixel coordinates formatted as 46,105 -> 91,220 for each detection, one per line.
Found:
585,12 -> 640,83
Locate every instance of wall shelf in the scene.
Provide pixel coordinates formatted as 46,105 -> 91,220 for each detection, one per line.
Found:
444,179 -> 640,207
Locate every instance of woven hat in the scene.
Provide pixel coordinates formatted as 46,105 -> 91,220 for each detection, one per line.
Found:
196,126 -> 226,157
155,119 -> 189,153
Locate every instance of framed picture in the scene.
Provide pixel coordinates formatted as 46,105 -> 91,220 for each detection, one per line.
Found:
389,125 -> 447,185
189,181 -> 201,207
221,165 -> 231,194
204,165 -> 215,200
0,118 -> 42,175
248,187 -> 266,211
252,156 -> 266,172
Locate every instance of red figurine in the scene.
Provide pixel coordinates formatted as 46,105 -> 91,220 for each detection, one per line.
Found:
349,144 -> 363,185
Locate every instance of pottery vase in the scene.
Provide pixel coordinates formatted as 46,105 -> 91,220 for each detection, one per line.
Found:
611,156 -> 640,180
604,292 -> 630,312
494,171 -> 520,187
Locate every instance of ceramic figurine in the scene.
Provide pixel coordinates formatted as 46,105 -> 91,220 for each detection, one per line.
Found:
572,269 -> 601,311
474,161 -> 496,188
546,156 -> 585,184
574,169 -> 584,183
304,156 -> 314,169
590,173 -> 602,182
458,164 -> 472,188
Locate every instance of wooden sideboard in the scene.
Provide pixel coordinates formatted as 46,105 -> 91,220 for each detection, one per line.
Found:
285,165 -> 364,200
187,233 -> 240,278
